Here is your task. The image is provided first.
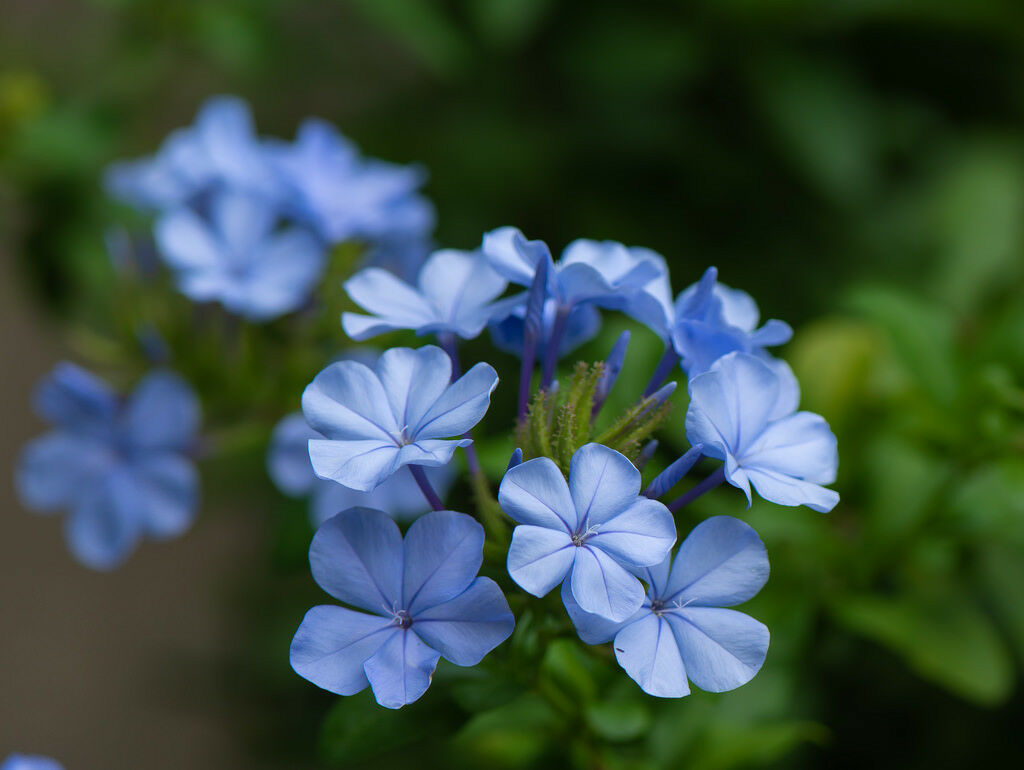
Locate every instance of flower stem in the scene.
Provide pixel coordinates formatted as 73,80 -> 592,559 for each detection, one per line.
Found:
409,464 -> 444,511
667,465 -> 726,512
540,304 -> 571,390
643,345 -> 681,398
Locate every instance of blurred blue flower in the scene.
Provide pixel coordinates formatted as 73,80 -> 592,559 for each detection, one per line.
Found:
499,443 -> 676,621
564,516 -> 770,698
488,299 -> 601,360
290,507 -> 514,709
271,118 -> 435,248
1,755 -> 64,770
267,413 -> 453,526
342,249 -> 511,341
685,352 -> 839,512
16,363 -> 201,570
105,95 -> 277,212
155,190 -> 325,320
302,346 -> 497,492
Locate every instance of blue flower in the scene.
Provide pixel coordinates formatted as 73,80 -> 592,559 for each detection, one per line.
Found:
268,413 -> 453,526
155,190 -> 326,320
488,299 -> 601,360
290,507 -> 514,709
15,363 -> 201,570
1,755 -> 64,770
342,249 -> 512,341
105,95 -> 277,212
499,443 -> 676,621
563,516 -> 770,698
685,352 -> 839,512
271,118 -> 435,247
302,346 -> 497,492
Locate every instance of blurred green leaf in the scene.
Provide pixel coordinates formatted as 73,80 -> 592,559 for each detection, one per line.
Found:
468,0 -> 551,49
451,693 -> 558,768
539,638 -> 599,704
319,690 -> 431,763
584,699 -> 652,743
864,437 -> 947,541
832,589 -> 1014,705
949,458 -> 1024,543
976,544 -> 1024,665
346,0 -> 469,76
691,720 -> 829,770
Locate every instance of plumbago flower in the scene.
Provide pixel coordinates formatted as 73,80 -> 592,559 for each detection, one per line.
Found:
155,190 -> 325,321
267,413 -> 453,526
563,516 -> 770,698
685,352 -> 839,512
15,363 -> 201,570
290,508 -> 514,708
342,249 -> 511,341
500,443 -> 676,621
302,346 -> 497,492
1,755 -> 64,770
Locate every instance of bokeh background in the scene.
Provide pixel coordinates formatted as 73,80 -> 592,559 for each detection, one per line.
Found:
3,1 -> 1024,768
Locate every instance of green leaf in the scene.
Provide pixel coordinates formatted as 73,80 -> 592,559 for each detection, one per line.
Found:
346,0 -> 469,76
949,458 -> 1024,543
584,699 -> 651,743
691,720 -> 828,770
863,437 -> 947,541
468,0 -> 551,49
319,690 -> 432,764
975,544 -> 1024,665
451,694 -> 559,768
832,589 -> 1014,705
539,638 -> 599,704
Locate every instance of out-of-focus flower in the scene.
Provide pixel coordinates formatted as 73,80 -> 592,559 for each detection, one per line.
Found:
342,249 -> 511,341
1,755 -> 64,770
290,508 -> 514,709
155,190 -> 325,321
499,443 -> 676,621
685,352 -> 839,512
302,346 -> 497,492
267,413 -> 453,526
16,363 -> 201,570
488,299 -> 601,360
564,516 -> 770,698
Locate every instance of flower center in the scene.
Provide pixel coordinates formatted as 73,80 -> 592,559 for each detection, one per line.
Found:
393,609 -> 413,629
571,523 -> 601,546
649,599 -> 667,616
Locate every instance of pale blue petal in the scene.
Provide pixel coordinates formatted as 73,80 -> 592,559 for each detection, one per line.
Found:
764,357 -> 800,420
489,301 -> 600,359
343,268 -> 436,335
375,346 -> 451,435
714,284 -> 760,331
667,607 -> 769,692
498,457 -> 578,532
302,360 -> 400,441
588,498 -> 676,567
129,454 -> 199,539
481,226 -> 553,288
397,439 -> 470,469
412,361 -> 498,440
236,228 -> 326,320
308,438 -> 399,492
663,516 -> 768,607
122,370 -> 200,451
402,511 -> 484,613
33,362 -> 117,433
210,190 -> 276,254
289,605 -> 395,696
613,613 -> 689,698
743,468 -> 840,513
16,432 -> 114,512
310,464 -> 453,526
155,208 -> 222,272
64,472 -> 142,571
749,319 -> 793,348
568,443 -> 641,528
507,525 -> 574,597
570,546 -> 646,621
364,629 -> 441,709
413,577 -> 514,665
267,414 -> 318,496
417,249 -> 507,337
742,412 -> 838,485
308,507 -> 403,613
1,755 -> 65,770
310,481 -> 369,527
560,579 -> 630,645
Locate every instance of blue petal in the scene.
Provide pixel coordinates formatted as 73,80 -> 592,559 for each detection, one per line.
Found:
402,511 -> 484,613
587,498 -> 676,567
290,605 -> 395,695
1,755 -> 65,770
310,464 -> 454,526
558,239 -> 665,307
375,346 -> 452,435
64,471 -> 142,571
417,249 -> 508,338
560,579 -> 630,645
570,546 -> 646,621
489,301 -> 600,360
481,226 -> 554,288
267,414 -> 319,497
33,362 -> 117,434
643,444 -> 704,499
122,370 -> 200,452
308,439 -> 400,492
413,577 -> 514,665
667,607 -> 769,692
498,457 -> 578,532
364,629 -> 441,709
233,227 -> 326,320
743,468 -> 840,513
507,525 -> 574,597
16,432 -> 114,512
303,360 -> 400,442
210,190 -> 276,254
742,412 -> 838,485
154,207 -> 223,273
663,516 -> 769,607
308,507 -> 404,613
129,454 -> 200,539
613,613 -> 689,698
342,268 -> 436,339
568,443 -> 641,528
411,361 -> 498,440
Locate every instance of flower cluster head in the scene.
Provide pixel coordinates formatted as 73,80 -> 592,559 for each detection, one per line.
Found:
16,363 -> 201,570
290,507 -> 514,709
1,756 -> 64,770
106,96 -> 435,320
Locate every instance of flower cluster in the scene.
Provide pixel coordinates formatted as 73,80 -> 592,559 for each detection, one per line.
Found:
288,225 -> 839,706
106,96 -> 435,319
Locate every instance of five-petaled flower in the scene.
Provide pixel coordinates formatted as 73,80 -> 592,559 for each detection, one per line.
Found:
16,363 -> 201,570
500,443 -> 676,621
685,352 -> 839,512
302,346 -> 497,492
290,507 -> 514,709
564,516 -> 770,698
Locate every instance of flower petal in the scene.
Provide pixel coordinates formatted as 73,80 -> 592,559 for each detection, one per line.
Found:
481,226 -> 553,288
129,454 -> 200,539
64,472 -> 142,571
498,457 -> 578,532
33,362 -> 117,434
402,511 -> 484,613
154,207 -> 223,272
742,411 -> 838,485
417,249 -> 507,336
302,360 -> 400,441
267,414 -> 319,496
613,613 -> 689,698
560,579 -> 631,645
375,346 -> 452,435
289,605 -> 396,696
568,443 -> 641,528
667,607 -> 769,692
507,525 -> 574,597
588,498 -> 676,567
412,362 -> 498,440
343,267 -> 436,336
122,370 -> 200,452
743,468 -> 840,513
236,228 -> 326,320
307,438 -> 399,492
570,545 -> 646,621
364,629 -> 441,709
413,577 -> 514,665
663,516 -> 769,607
308,507 -> 403,612
16,432 -> 113,512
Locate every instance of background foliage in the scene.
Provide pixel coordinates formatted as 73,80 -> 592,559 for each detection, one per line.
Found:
3,0 -> 1024,767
